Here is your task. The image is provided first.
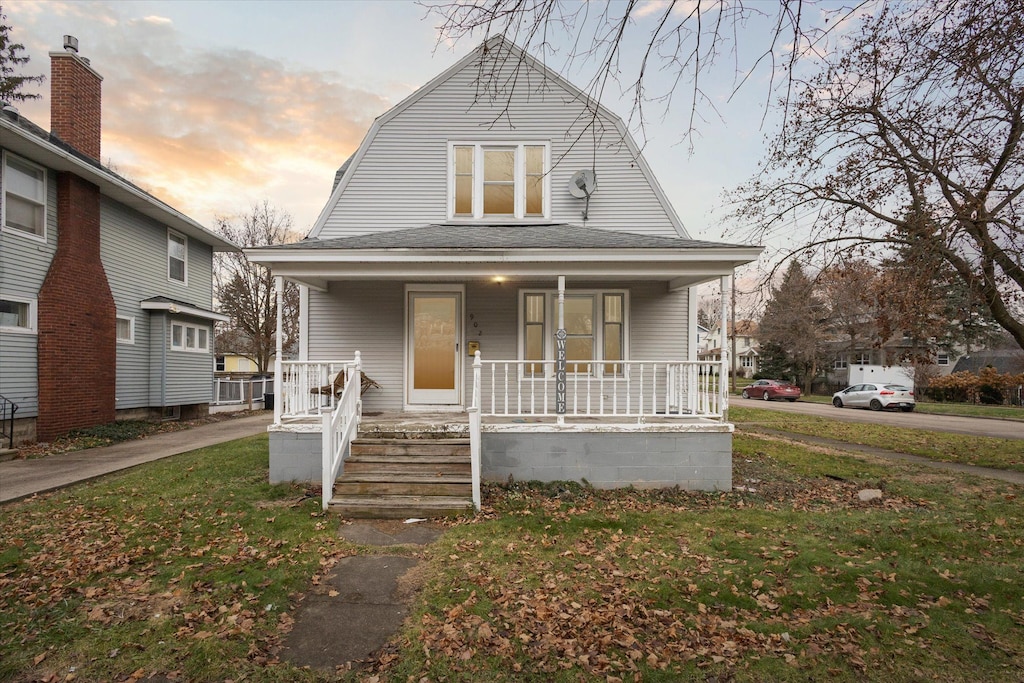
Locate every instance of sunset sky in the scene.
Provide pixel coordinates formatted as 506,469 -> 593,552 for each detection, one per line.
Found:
5,0 -> 852,287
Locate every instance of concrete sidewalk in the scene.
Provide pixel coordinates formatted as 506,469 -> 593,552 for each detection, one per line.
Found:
0,412 -> 274,504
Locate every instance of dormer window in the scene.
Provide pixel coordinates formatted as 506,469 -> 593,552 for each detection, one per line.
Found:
450,142 -> 549,220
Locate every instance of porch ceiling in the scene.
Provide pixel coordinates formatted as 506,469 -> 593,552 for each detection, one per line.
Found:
247,223 -> 763,291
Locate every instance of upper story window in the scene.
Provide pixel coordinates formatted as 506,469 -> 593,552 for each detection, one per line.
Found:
0,296 -> 36,334
2,152 -> 47,240
168,229 -> 187,284
854,352 -> 871,365
833,356 -> 848,369
450,142 -> 549,220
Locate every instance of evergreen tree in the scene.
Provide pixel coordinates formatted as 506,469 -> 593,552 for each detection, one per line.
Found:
759,261 -> 825,392
0,6 -> 44,103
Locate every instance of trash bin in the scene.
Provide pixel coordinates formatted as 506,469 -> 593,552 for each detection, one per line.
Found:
263,393 -> 274,411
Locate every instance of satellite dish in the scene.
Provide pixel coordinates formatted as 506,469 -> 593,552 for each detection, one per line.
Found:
568,170 -> 598,198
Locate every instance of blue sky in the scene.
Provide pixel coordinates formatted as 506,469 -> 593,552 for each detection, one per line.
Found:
5,0 -> 855,304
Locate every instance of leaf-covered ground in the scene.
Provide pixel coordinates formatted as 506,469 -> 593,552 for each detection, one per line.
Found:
371,435 -> 1024,682
1,431 -> 1021,682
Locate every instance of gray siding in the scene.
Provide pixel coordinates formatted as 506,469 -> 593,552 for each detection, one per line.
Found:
100,197 -> 216,409
308,279 -> 690,410
0,163 -> 59,418
319,52 -> 683,239
147,312 -> 214,406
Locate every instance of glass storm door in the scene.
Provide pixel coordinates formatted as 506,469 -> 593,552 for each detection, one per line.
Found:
407,290 -> 462,405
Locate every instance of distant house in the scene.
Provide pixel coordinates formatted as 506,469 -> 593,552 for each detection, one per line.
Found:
247,37 -> 761,510
951,350 -> 1024,375
699,321 -> 760,378
0,37 -> 235,445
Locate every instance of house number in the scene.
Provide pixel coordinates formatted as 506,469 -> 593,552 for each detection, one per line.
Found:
555,328 -> 567,414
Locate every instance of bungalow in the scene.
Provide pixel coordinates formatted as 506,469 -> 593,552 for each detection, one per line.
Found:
246,37 -> 762,515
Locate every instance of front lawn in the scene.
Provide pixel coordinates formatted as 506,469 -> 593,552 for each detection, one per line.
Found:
2,432 -> 1022,682
730,406 -> 1024,472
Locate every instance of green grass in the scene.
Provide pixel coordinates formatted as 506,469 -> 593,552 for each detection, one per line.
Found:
0,434 -> 342,683
730,405 -> 1024,472
796,393 -> 1024,420
3,432 -> 1023,682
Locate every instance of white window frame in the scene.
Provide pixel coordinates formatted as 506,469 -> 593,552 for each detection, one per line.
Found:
937,353 -> 950,366
854,352 -> 871,365
215,355 -> 226,372
833,356 -> 848,370
168,229 -> 188,285
741,355 -> 754,368
0,295 -> 37,334
170,321 -> 209,353
448,142 -> 551,221
516,288 -> 629,378
116,315 -> 135,344
2,151 -> 48,242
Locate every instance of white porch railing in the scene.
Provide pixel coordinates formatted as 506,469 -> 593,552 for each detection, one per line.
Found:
280,359 -> 360,420
321,352 -> 363,510
476,358 -> 727,420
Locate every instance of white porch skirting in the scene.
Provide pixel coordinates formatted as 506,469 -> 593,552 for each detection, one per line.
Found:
268,420 -> 733,492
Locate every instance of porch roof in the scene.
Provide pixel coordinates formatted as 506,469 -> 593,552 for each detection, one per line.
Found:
247,223 -> 763,291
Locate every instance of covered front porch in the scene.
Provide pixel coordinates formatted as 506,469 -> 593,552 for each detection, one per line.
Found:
247,223 -> 758,512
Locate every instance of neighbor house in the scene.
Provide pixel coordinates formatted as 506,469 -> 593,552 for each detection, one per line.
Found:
0,37 -> 235,446
247,37 -> 761,515
699,321 -> 760,379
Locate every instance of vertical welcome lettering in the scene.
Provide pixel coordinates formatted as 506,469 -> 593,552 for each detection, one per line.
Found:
555,328 -> 567,414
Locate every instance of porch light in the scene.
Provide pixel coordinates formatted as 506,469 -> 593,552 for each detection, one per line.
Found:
493,276 -> 505,285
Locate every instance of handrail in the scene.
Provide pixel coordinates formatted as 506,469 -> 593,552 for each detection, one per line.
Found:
468,351 -> 482,511
280,359 -> 359,421
321,352 -> 363,510
0,394 -> 17,450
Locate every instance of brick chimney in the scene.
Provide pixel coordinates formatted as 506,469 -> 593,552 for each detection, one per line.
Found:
49,35 -> 102,161
37,37 -> 116,441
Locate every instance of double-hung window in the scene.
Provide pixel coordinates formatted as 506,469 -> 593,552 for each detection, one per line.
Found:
833,356 -> 848,370
520,289 -> 627,376
168,229 -> 187,284
450,143 -> 548,219
2,152 -> 47,239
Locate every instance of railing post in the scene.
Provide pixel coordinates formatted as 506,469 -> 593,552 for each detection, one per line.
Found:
469,350 -> 482,511
322,409 -> 332,510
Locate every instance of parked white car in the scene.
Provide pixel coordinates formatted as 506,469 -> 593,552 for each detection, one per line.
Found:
832,383 -> 916,412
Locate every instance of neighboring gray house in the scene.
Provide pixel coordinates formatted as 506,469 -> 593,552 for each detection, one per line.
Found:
247,37 -> 761,514
0,37 -> 234,445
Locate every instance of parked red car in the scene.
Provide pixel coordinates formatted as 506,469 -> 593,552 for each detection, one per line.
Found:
741,379 -> 802,402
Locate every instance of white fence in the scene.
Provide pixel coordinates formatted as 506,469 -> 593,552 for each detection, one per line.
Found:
476,359 -> 726,420
212,376 -> 271,406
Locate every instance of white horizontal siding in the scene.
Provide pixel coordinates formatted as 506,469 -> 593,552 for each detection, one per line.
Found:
320,52 -> 682,239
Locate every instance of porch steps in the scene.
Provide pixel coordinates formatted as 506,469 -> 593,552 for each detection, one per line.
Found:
328,438 -> 473,519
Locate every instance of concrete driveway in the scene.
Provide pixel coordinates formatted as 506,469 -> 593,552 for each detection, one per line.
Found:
731,396 -> 1024,441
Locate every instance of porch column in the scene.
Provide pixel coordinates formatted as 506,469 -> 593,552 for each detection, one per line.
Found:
556,276 -> 566,425
720,273 -> 731,421
273,276 -> 284,425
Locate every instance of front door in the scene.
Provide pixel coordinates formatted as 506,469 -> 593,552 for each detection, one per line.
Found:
407,288 -> 462,406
